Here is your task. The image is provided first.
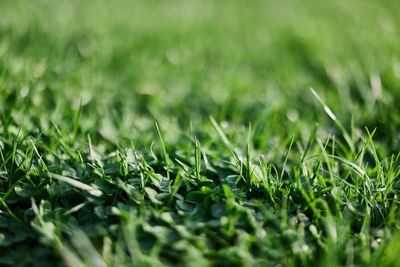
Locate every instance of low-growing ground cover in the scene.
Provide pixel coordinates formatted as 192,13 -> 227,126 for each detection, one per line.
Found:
1,0 -> 400,266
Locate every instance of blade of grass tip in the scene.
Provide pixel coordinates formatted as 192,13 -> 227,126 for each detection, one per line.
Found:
87,134 -> 102,167
317,137 -> 335,182
29,137 -> 51,177
352,128 -> 376,168
73,98 -> 82,142
310,88 -> 355,153
10,140 -> 17,178
172,169 -> 183,197
50,172 -> 102,197
280,137 -> 294,183
365,128 -> 381,171
88,134 -> 94,163
63,202 -> 87,216
194,136 -> 201,181
52,132 -> 76,160
77,151 -> 84,165
281,192 -> 288,230
297,124 -> 318,178
210,116 -> 246,183
245,123 -> 253,184
202,149 -> 210,170
209,116 -> 240,164
388,152 -> 400,189
246,143 -> 251,183
15,145 -> 35,173
51,121 -> 62,136
364,128 -> 385,212
155,122 -> 170,180
0,141 -> 8,176
300,123 -> 319,164
258,158 -> 277,206
115,140 -> 128,176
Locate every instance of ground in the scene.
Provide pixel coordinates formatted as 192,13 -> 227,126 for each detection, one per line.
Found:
0,0 -> 400,266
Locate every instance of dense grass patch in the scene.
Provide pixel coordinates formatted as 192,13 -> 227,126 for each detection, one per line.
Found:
1,0 -> 400,266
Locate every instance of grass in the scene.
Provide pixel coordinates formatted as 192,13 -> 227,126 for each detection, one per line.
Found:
1,0 -> 400,266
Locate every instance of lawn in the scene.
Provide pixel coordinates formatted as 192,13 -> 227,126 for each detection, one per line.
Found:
1,0 -> 400,266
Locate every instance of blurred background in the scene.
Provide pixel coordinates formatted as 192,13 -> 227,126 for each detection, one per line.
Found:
1,0 -> 400,153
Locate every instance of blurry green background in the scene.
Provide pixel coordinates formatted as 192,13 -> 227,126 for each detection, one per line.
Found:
1,0 -> 400,152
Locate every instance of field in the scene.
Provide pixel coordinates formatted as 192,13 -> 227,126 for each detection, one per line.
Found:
1,0 -> 400,266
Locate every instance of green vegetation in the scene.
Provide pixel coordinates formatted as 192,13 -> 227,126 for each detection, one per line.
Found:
1,0 -> 400,266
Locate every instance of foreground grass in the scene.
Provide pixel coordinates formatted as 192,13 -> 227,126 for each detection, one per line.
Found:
1,0 -> 400,266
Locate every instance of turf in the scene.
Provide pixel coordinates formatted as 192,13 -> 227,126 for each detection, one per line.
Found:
1,0 -> 400,266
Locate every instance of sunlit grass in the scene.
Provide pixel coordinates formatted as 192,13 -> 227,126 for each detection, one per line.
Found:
0,0 -> 400,266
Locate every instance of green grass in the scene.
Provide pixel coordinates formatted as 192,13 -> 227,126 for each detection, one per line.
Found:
1,0 -> 400,266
